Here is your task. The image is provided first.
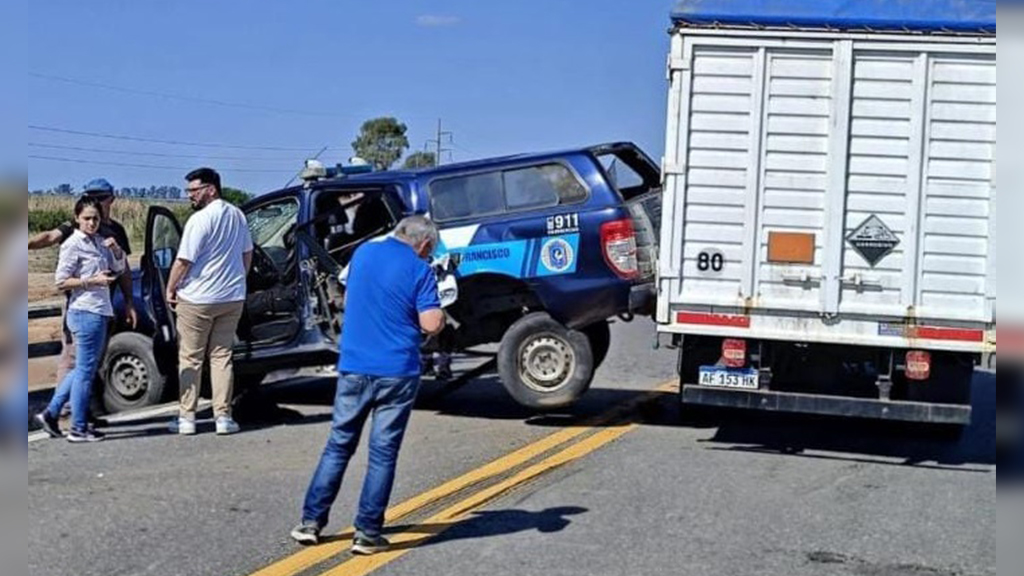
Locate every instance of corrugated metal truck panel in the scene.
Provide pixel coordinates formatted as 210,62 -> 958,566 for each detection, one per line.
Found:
658,11 -> 995,352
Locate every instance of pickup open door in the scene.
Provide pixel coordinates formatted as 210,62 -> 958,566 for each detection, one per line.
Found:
142,206 -> 183,357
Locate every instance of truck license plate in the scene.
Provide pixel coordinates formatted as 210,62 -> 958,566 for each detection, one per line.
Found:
698,366 -> 759,390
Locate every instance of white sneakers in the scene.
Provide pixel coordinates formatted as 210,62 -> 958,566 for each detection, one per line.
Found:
215,416 -> 241,436
169,416 -> 240,436
170,418 -> 197,435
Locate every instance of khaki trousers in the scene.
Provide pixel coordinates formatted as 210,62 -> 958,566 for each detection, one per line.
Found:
176,300 -> 244,419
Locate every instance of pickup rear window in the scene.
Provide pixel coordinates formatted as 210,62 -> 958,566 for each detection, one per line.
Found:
430,163 -> 587,222
596,152 -> 659,200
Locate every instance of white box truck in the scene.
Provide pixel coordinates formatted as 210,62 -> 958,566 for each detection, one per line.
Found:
656,1 -> 996,427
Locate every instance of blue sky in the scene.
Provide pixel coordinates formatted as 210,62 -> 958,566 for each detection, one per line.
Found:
27,1 -> 675,195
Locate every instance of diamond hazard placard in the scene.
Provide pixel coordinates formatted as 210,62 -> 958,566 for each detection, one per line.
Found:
846,215 -> 900,267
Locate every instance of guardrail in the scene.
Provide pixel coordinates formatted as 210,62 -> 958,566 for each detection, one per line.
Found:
28,342 -> 62,358
28,304 -> 61,320
28,304 -> 62,359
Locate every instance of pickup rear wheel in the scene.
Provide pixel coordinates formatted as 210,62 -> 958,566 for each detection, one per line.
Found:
498,312 -> 594,411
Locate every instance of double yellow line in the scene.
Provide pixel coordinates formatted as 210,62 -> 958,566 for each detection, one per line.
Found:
251,380 -> 677,576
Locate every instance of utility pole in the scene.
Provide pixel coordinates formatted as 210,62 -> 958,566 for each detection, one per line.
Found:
430,118 -> 453,166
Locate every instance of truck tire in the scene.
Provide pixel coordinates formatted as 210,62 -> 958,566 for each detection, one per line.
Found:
498,312 -> 594,410
582,321 -> 612,371
101,332 -> 167,414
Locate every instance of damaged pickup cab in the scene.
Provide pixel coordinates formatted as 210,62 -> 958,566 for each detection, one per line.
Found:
102,143 -> 660,412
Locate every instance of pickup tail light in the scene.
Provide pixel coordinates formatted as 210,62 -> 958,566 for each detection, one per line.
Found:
722,339 -> 747,368
600,219 -> 639,280
905,350 -> 931,381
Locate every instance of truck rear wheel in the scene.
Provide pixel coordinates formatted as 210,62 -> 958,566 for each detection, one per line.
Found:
101,332 -> 168,414
498,312 -> 594,410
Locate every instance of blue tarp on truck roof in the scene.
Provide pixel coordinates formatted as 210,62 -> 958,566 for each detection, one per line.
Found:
671,0 -> 996,33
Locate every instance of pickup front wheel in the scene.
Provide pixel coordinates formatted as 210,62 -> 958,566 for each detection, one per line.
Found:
101,332 -> 167,413
498,312 -> 595,411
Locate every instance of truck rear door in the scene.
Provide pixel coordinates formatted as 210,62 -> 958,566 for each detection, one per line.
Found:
837,52 -> 995,324
659,34 -> 995,327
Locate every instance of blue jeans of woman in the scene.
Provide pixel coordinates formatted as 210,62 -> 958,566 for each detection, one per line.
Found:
46,309 -> 108,433
302,373 -> 419,536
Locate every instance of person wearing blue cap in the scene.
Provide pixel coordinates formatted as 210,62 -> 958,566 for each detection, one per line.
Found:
27,178 -> 137,435
29,179 -> 130,249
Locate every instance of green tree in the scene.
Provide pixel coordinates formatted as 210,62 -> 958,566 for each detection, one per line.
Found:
403,151 -> 437,169
352,117 -> 410,171
221,187 -> 252,206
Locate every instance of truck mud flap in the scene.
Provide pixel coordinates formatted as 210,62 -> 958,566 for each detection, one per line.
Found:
681,385 -> 971,425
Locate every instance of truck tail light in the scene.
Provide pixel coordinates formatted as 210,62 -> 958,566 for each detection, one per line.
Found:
905,350 -> 931,381
722,339 -> 747,368
600,219 -> 639,280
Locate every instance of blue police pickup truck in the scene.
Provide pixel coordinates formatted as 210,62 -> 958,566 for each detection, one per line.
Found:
103,142 -> 660,412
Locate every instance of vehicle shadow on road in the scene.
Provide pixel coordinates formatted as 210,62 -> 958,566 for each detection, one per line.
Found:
214,366 -> 995,470
419,371 -> 995,469
418,375 -> 682,425
694,371 -> 996,469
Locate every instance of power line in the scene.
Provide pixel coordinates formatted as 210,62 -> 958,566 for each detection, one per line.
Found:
28,142 -> 301,163
28,155 -> 294,173
29,72 -> 345,119
449,141 -> 476,156
29,125 -> 327,152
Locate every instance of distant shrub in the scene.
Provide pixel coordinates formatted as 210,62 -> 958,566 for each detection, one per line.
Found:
28,195 -> 193,247
28,208 -> 71,233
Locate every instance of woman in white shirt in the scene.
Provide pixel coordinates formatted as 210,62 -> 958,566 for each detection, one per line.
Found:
35,196 -> 126,443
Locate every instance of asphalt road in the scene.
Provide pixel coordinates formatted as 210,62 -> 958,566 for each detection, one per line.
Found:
28,319 -> 996,576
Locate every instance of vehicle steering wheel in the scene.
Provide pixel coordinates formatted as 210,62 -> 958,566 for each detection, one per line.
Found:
247,244 -> 281,291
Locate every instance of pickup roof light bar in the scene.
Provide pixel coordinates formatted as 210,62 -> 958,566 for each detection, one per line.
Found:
300,158 -> 373,183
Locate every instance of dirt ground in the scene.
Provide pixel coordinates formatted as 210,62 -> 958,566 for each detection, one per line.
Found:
27,304 -> 62,391
28,357 -> 60,392
28,268 -> 63,390
29,274 -> 61,306
27,327 -> 61,391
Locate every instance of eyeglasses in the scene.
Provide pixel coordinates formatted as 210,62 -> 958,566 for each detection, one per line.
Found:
185,184 -> 210,194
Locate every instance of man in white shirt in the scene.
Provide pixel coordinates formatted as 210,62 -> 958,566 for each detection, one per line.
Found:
165,168 -> 253,436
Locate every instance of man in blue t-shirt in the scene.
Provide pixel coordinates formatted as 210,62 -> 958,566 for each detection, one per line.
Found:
291,215 -> 444,555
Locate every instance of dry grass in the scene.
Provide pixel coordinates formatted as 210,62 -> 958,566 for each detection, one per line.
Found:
28,195 -> 184,274
28,195 -> 192,248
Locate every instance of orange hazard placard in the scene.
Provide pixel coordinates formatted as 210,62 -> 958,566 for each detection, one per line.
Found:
767,232 -> 815,264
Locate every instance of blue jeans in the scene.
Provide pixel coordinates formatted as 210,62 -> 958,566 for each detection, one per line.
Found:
302,373 -> 420,536
46,309 -> 109,433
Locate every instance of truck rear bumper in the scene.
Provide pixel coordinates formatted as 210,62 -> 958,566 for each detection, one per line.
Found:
681,385 -> 972,425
